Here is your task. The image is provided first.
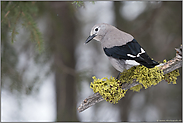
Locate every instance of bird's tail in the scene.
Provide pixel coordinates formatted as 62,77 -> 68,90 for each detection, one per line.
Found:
140,59 -> 159,68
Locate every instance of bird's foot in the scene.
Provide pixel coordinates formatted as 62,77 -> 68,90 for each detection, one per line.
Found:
116,72 -> 121,80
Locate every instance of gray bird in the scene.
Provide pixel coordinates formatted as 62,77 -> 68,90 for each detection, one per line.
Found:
85,23 -> 159,73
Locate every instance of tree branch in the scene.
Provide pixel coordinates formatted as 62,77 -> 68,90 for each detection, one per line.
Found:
78,45 -> 182,112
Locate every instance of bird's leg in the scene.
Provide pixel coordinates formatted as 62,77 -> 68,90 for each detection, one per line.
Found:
116,72 -> 121,80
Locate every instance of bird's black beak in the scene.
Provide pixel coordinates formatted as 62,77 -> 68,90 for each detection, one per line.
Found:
85,34 -> 96,44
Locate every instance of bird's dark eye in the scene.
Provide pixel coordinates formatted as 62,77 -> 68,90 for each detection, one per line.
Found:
95,28 -> 98,31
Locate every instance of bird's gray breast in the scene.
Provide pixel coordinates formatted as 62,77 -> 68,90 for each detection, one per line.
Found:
108,57 -> 135,72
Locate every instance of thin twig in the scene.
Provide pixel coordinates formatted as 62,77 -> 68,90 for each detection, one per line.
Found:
22,11 -> 42,51
55,56 -> 76,77
78,45 -> 182,112
11,11 -> 21,43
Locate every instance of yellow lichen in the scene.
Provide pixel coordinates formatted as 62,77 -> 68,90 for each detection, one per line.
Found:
119,65 -> 164,90
130,84 -> 143,92
163,59 -> 167,63
164,69 -> 180,84
90,59 -> 180,103
90,76 -> 127,104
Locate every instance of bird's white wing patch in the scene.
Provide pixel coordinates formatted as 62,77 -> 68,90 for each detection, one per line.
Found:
137,48 -> 145,57
125,60 -> 140,66
141,48 -> 145,53
127,48 -> 146,58
127,54 -> 136,58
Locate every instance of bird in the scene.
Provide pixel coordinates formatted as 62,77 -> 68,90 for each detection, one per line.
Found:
85,23 -> 159,75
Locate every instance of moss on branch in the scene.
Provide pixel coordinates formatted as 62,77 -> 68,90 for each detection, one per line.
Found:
90,59 -> 180,104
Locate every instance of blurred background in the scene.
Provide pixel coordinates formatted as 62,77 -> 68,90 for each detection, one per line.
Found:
1,1 -> 182,122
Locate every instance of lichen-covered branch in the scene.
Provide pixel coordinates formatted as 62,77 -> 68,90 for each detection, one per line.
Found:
78,45 -> 182,112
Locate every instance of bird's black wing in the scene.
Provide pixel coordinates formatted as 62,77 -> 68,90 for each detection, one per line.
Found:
103,39 -> 159,68
104,39 -> 141,60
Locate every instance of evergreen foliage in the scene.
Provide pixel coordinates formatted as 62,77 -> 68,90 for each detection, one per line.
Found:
72,1 -> 95,8
72,1 -> 85,8
1,1 -> 43,53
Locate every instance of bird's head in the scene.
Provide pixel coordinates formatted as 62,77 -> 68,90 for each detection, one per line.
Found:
85,23 -> 109,44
